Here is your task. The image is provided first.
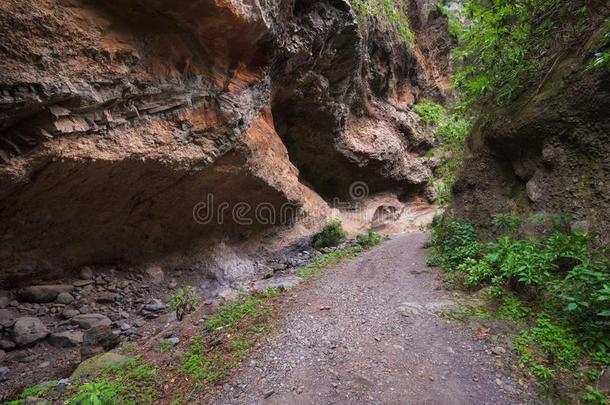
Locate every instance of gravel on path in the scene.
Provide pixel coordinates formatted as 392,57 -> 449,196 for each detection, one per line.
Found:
206,232 -> 529,405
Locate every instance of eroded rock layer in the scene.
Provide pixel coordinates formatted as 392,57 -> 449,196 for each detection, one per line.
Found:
0,0 -> 449,283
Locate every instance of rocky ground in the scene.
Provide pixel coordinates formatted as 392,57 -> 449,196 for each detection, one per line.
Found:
204,232 -> 533,404
0,242 -> 328,400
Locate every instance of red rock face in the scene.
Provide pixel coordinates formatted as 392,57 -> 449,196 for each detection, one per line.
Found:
0,0 -> 450,283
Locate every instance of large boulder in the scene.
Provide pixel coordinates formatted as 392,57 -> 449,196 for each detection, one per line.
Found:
18,285 -> 73,303
71,314 -> 111,329
12,317 -> 49,347
72,352 -> 129,378
80,325 -> 119,360
49,331 -> 84,348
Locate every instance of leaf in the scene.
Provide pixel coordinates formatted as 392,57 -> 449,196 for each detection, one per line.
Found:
566,303 -> 578,311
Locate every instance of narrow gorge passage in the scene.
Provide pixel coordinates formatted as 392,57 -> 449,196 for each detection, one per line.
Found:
206,232 -> 528,404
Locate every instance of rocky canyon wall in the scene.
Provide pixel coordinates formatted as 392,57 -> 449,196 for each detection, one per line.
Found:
450,21 -> 610,240
0,0 -> 450,284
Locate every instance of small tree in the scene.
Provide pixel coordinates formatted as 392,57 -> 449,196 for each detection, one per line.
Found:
168,286 -> 198,321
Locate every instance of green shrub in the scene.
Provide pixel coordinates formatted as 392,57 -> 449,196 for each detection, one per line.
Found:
206,293 -> 268,332
68,381 -> 118,405
413,99 -> 445,125
488,237 -> 554,286
516,316 -> 581,370
588,21 -> 610,71
168,286 -> 199,321
492,213 -> 521,234
180,337 -> 222,384
580,385 -> 608,405
560,258 -> 610,333
356,231 -> 383,248
431,220 -> 481,268
453,0 -> 593,109
314,220 -> 347,249
350,0 -> 415,46
496,294 -> 529,322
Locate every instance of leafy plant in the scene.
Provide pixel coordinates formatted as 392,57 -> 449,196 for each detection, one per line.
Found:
68,381 -> 118,405
168,286 -> 198,321
431,220 -> 481,269
356,231 -> 383,248
413,99 -> 445,125
314,220 -> 347,249
206,293 -> 269,332
492,213 -> 521,234
580,385 -> 608,405
496,294 -> 529,322
156,340 -> 174,353
350,0 -> 415,46
180,337 -> 223,384
516,316 -> 581,371
453,0 -> 593,109
587,21 -> 610,71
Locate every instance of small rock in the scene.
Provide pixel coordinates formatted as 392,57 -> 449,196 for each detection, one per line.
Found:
73,280 -> 94,287
253,275 -> 301,293
145,265 -> 164,285
61,309 -> 80,319
166,337 -> 180,346
13,317 -> 49,347
398,302 -> 425,316
0,366 -> 8,382
320,306 -> 331,311
24,396 -> 47,405
119,323 -> 131,331
56,292 -> 74,305
0,338 -> 15,350
263,389 -> 275,398
209,337 -> 223,346
81,325 -> 120,360
6,350 -> 27,362
570,220 -> 590,234
39,361 -> 50,369
168,280 -> 177,289
0,309 -> 16,328
491,346 -> 506,355
526,177 -> 543,203
143,299 -> 165,313
94,292 -> 116,304
80,266 -> 94,280
49,331 -> 84,348
71,314 -> 112,329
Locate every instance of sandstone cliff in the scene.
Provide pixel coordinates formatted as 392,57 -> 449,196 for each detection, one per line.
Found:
0,0 -> 450,284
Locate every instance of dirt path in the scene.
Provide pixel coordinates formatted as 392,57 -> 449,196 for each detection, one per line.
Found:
206,232 -> 529,404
